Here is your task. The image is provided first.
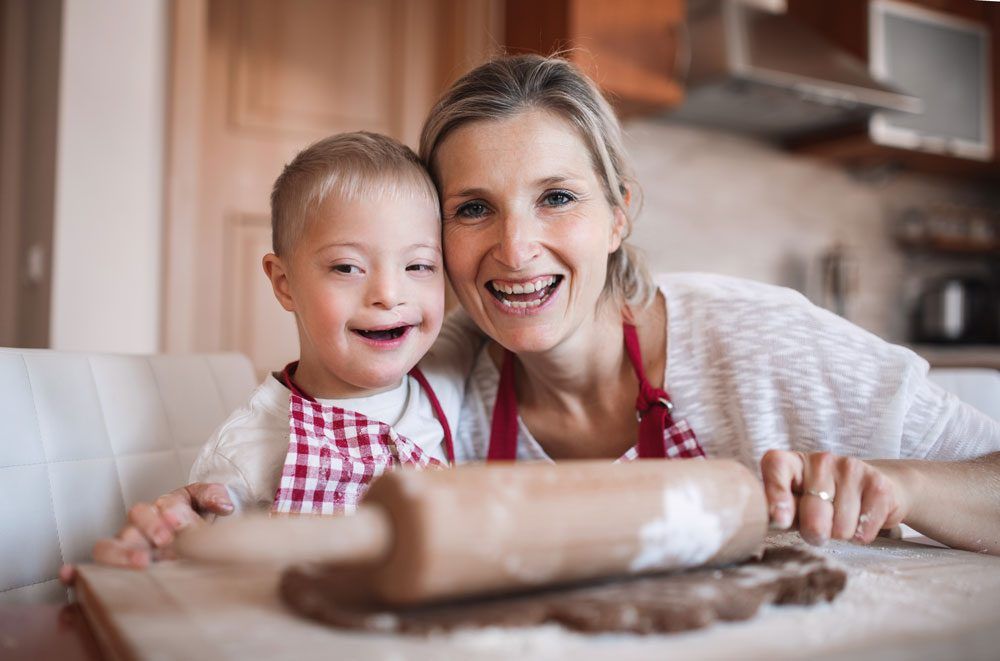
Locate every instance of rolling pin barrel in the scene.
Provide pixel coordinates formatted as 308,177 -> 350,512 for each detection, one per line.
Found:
368,459 -> 768,605
177,460 -> 768,607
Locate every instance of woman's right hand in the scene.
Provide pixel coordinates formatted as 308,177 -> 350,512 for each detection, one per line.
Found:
59,482 -> 234,585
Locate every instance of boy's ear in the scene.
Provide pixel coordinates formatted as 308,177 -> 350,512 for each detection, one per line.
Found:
262,253 -> 296,312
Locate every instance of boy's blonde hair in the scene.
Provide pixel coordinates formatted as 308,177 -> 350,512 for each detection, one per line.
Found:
271,132 -> 438,256
419,54 -> 655,310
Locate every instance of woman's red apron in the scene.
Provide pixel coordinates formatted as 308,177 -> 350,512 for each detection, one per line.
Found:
272,362 -> 454,515
487,323 -> 705,461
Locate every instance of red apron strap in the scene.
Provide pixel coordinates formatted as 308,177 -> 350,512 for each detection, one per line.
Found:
279,361 -> 313,401
487,324 -> 703,461
408,366 -> 456,465
280,361 -> 454,465
487,349 -> 519,461
623,324 -> 669,459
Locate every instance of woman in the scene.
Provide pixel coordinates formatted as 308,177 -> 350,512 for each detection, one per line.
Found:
75,54 -> 999,576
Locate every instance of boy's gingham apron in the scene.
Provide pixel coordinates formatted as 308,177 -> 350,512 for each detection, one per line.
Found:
272,362 -> 454,515
487,323 -> 706,461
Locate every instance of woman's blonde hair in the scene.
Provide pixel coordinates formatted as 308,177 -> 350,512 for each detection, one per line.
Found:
419,53 -> 655,310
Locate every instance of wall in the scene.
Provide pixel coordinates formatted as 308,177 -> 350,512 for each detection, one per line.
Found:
624,120 -> 999,342
48,0 -> 168,353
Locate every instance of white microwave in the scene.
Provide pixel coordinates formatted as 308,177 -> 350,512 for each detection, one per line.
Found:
869,0 -> 993,161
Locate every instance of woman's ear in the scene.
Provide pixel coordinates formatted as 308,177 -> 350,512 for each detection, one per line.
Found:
609,206 -> 628,254
263,253 -> 296,312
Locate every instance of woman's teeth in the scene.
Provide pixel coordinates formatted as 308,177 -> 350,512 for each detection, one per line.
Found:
492,276 -> 556,295
488,276 -> 561,308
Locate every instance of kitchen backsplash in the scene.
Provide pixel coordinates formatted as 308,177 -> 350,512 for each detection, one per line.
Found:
624,120 -> 1000,343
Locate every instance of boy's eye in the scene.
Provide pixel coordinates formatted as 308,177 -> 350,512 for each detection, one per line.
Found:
407,263 -> 436,273
542,190 -> 575,207
455,201 -> 489,220
331,264 -> 361,275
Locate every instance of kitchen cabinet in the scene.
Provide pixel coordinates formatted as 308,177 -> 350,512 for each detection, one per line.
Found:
786,0 -> 1000,180
503,0 -> 685,115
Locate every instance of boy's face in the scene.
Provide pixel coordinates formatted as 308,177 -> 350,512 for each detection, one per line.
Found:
268,189 -> 444,397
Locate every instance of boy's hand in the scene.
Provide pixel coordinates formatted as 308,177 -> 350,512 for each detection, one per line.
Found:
59,483 -> 234,585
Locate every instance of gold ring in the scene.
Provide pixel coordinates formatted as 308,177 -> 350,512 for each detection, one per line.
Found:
805,489 -> 834,504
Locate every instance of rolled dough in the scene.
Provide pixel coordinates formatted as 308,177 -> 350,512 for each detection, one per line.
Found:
280,545 -> 846,635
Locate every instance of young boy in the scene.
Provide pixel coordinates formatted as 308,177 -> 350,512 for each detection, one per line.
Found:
189,132 -> 475,515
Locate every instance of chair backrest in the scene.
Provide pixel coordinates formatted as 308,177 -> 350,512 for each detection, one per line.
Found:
0,348 -> 256,603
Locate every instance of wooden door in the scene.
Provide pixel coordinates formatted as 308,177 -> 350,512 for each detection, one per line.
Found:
163,0 -> 500,375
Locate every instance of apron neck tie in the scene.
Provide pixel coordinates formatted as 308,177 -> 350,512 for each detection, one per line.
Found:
487,322 -> 705,461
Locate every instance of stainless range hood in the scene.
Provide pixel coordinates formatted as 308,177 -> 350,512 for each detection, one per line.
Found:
668,0 -> 923,139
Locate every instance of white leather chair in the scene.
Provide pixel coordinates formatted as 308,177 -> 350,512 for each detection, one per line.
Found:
0,348 -> 256,604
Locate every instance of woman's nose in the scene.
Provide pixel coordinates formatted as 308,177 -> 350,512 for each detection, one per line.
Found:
492,213 -> 541,270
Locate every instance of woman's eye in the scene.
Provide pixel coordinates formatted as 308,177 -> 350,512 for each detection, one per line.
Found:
542,190 -> 575,207
331,264 -> 361,275
455,201 -> 489,219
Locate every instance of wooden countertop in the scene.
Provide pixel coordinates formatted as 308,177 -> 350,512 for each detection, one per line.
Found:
74,535 -> 1000,660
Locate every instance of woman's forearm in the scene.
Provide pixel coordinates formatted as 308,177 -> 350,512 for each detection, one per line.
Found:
872,452 -> 1000,554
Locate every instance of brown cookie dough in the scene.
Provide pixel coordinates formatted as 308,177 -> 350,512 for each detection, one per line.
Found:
280,546 -> 846,635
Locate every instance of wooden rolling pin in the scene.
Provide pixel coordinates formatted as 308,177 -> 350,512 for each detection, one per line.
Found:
175,459 -> 768,606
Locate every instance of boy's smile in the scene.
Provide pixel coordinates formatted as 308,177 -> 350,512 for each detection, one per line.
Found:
265,189 -> 444,399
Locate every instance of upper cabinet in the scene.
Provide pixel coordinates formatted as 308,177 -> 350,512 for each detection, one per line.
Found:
786,0 -> 1000,180
503,0 -> 685,115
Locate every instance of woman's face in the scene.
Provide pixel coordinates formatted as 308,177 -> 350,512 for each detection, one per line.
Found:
435,109 -> 626,353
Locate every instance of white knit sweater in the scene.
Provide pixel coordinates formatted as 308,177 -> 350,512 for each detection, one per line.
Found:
453,273 -> 1000,467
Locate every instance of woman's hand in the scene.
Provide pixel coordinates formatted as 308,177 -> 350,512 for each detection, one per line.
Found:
58,482 -> 234,585
760,450 -> 909,546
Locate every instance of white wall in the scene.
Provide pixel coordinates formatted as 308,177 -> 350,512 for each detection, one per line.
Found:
624,120 -> 999,342
49,0 -> 167,353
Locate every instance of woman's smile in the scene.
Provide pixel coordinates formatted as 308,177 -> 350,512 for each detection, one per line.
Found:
485,275 -> 563,314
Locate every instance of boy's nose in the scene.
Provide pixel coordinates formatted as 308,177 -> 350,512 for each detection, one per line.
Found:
367,271 -> 404,310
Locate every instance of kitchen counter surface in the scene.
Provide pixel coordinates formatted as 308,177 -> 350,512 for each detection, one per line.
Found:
74,535 -> 1000,660
911,344 -> 1000,369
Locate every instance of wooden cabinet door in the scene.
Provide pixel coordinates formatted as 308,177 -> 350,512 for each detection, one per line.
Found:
504,0 -> 685,114
163,0 -> 500,376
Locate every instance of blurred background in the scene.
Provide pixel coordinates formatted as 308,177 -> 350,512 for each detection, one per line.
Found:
1,0 -> 998,376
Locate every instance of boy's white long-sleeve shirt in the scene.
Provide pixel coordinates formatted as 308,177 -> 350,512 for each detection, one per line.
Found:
188,311 -> 483,512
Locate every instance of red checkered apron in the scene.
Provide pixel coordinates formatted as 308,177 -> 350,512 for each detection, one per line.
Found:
487,322 -> 705,461
272,363 -> 455,515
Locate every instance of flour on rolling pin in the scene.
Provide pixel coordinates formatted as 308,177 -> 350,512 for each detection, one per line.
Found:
630,481 -> 748,572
